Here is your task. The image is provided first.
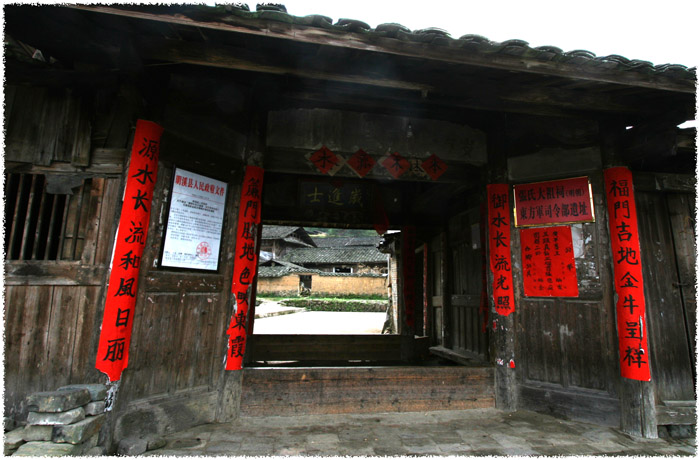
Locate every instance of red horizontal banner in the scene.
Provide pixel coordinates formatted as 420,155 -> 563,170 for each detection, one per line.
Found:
514,176 -> 594,227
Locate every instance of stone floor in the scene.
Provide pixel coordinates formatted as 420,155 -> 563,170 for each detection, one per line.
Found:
141,408 -> 697,457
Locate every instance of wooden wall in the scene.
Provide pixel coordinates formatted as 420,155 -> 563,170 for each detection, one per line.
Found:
115,159 -> 241,406
4,176 -> 122,419
506,151 -> 622,425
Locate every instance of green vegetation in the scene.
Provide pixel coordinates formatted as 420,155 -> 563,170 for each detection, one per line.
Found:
280,297 -> 388,313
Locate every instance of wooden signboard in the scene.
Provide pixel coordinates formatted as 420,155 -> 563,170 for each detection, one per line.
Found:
514,176 -> 594,227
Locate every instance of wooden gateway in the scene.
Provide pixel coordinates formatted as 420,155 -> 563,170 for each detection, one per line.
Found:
3,3 -> 696,449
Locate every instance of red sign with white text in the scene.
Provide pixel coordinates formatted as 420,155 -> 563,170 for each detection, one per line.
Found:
521,226 -> 578,297
487,184 -> 515,316
225,166 -> 264,370
514,176 -> 594,227
96,120 -> 163,382
604,167 -> 650,381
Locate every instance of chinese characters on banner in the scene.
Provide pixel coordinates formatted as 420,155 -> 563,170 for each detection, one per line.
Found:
401,225 -> 416,329
520,226 -> 578,297
604,167 -> 651,381
487,184 -> 515,316
225,166 -> 264,370
514,177 -> 594,227
96,120 -> 163,382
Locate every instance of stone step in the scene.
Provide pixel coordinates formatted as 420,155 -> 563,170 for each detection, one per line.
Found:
241,366 -> 495,416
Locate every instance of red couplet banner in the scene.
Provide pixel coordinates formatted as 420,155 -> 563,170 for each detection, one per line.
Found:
604,167 -> 651,381
226,166 -> 264,370
487,184 -> 515,316
96,120 -> 163,382
401,225 -> 416,329
520,226 -> 578,297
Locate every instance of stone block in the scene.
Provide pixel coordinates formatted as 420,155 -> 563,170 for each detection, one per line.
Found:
58,383 -> 108,402
118,436 -> 149,456
27,407 -> 85,426
22,424 -> 53,441
52,414 -> 105,444
4,427 -> 25,450
86,445 -> 106,456
85,401 -> 106,415
25,388 -> 91,413
4,416 -> 16,432
145,435 -> 167,451
13,441 -> 79,456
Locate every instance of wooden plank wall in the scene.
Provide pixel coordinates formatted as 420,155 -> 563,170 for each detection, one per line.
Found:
4,177 -> 121,419
512,175 -> 620,424
116,163 -> 239,403
446,208 -> 488,360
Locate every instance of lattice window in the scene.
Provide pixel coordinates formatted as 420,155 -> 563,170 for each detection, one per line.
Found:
4,173 -> 93,261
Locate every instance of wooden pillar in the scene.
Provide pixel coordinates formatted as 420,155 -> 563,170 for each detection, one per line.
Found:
216,107 -> 266,422
440,229 -> 453,349
600,122 -> 657,438
486,119 -> 517,411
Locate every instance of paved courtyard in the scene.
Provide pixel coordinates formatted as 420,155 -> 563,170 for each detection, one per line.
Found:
142,408 -> 696,457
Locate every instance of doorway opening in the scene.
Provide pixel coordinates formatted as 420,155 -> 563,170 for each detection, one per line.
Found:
254,224 -> 395,335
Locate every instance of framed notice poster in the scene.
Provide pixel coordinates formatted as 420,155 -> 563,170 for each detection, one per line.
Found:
161,168 -> 228,271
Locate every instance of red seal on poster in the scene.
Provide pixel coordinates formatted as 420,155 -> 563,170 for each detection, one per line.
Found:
196,242 -> 211,260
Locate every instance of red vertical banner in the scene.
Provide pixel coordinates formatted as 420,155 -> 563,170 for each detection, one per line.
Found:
225,166 -> 265,370
401,225 -> 416,329
96,120 -> 163,382
604,167 -> 651,381
487,184 -> 515,316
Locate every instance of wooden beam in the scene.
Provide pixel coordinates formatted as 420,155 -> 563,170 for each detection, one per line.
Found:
68,5 -> 695,94
135,37 -> 433,93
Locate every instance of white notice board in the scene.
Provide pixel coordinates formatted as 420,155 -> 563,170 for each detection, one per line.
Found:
161,168 -> 227,270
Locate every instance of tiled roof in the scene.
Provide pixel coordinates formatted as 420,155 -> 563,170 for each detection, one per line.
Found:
312,237 -> 382,248
261,225 -> 300,240
181,3 -> 694,81
258,259 -> 320,278
281,247 -> 388,265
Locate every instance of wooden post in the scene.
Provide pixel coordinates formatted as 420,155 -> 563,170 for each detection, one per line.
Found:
601,122 -> 657,438
486,118 -> 517,411
440,229 -> 453,350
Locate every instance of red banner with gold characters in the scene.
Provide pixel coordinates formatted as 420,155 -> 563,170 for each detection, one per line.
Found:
520,226 -> 578,297
225,166 -> 264,370
604,167 -> 650,381
96,120 -> 163,382
487,184 -> 515,316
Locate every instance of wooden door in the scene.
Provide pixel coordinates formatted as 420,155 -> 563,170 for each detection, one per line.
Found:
636,191 -> 696,407
440,208 -> 488,361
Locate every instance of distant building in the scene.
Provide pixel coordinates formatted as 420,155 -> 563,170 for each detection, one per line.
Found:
259,225 -> 316,262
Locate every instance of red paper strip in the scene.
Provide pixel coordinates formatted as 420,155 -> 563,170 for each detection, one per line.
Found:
604,167 -> 651,381
521,226 -> 578,297
381,152 -> 410,179
514,176 -> 594,226
487,184 -> 515,316
347,149 -> 376,178
310,146 -> 340,174
225,166 -> 265,370
401,225 -> 416,328
421,154 -> 448,181
96,120 -> 163,382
